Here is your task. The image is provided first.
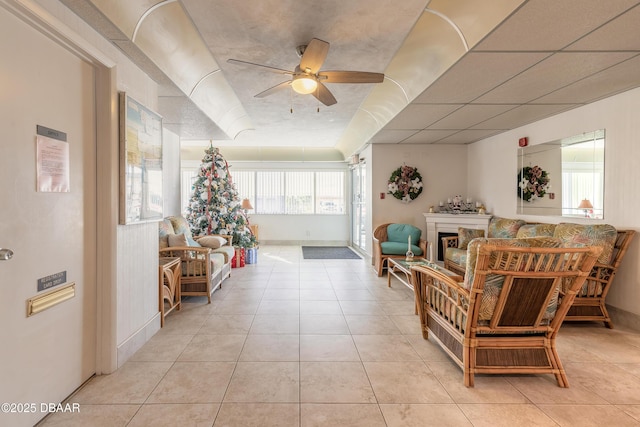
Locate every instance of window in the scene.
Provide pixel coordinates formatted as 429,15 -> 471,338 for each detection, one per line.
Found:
220,169 -> 345,215
181,169 -> 198,215
317,171 -> 345,214
256,171 -> 285,214
231,170 -> 255,204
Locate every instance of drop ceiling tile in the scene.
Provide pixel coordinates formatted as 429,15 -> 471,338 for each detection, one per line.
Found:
567,4 -> 640,51
436,129 -> 506,144
369,130 -> 420,144
400,130 -> 459,144
384,104 -> 462,130
472,104 -> 578,130
414,52 -> 550,104
431,0 -> 528,49
475,52 -> 635,103
535,54 -> 640,103
474,0 -> 640,51
428,104 -> 518,130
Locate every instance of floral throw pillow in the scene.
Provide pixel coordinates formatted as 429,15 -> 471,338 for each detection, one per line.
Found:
458,227 -> 485,250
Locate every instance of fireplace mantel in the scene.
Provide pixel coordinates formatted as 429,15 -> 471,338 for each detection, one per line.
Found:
423,213 -> 492,259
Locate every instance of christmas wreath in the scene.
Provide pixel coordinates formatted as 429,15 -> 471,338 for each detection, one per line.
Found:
518,165 -> 550,202
387,165 -> 423,203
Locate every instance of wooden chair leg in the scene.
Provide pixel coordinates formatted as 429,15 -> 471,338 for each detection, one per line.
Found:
601,303 -> 614,328
464,345 -> 474,387
550,346 -> 569,388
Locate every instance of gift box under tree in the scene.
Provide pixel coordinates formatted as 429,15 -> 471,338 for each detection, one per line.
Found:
246,247 -> 258,264
232,247 -> 245,268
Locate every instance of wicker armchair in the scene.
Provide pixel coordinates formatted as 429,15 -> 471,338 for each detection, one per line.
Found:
411,237 -> 601,387
562,229 -> 635,328
373,223 -> 427,276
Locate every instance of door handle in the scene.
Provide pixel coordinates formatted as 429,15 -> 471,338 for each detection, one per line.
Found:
0,248 -> 14,260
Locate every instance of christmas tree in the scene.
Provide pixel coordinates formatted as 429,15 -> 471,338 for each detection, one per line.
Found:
185,145 -> 257,248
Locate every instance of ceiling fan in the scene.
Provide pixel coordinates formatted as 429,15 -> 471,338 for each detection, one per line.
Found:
227,38 -> 384,107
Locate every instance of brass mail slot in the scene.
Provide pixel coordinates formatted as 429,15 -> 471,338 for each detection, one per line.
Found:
27,283 -> 75,317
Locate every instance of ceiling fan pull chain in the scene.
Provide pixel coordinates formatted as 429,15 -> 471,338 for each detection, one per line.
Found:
290,87 -> 294,114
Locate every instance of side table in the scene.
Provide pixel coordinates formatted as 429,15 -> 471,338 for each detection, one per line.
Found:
159,256 -> 182,327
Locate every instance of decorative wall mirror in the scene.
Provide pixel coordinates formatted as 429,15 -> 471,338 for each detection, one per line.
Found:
517,129 -> 605,218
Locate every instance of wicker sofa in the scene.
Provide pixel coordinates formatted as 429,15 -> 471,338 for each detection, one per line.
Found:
442,217 -> 635,328
158,216 -> 234,303
412,238 -> 601,387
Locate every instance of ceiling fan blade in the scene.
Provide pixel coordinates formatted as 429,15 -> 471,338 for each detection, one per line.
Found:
227,58 -> 293,74
254,80 -> 291,98
319,71 -> 385,84
312,82 -> 337,106
300,38 -> 330,74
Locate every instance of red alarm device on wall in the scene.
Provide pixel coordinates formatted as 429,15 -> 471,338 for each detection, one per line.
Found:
518,137 -> 528,147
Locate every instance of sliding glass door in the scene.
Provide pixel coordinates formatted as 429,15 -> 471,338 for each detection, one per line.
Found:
351,162 -> 367,251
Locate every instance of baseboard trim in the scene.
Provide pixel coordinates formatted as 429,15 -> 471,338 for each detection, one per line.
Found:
608,305 -> 640,332
116,313 -> 161,367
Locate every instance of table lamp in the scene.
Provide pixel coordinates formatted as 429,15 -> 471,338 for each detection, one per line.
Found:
578,199 -> 593,217
241,198 -> 253,214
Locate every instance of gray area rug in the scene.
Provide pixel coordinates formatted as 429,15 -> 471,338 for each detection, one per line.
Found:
301,246 -> 361,260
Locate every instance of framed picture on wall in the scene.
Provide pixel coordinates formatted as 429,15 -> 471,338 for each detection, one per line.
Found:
119,92 -> 164,224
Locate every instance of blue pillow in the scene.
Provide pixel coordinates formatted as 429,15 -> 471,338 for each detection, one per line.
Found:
386,223 -> 421,245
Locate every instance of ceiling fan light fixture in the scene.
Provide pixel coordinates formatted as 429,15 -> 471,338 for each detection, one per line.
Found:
291,75 -> 317,94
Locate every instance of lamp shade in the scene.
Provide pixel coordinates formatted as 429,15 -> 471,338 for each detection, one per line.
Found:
291,75 -> 317,94
578,199 -> 593,209
241,198 -> 253,210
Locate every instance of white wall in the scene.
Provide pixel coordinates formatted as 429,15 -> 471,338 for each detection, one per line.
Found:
371,144 -> 469,245
250,215 -> 349,245
163,128 -> 182,216
114,63 -> 160,367
468,87 -> 640,320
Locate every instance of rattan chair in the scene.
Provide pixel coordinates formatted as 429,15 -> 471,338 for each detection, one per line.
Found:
561,229 -> 635,328
411,238 -> 601,387
373,223 -> 427,276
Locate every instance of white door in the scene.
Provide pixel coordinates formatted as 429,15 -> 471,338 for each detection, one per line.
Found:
0,8 -> 97,427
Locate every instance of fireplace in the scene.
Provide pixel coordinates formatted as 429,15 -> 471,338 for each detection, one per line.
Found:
423,212 -> 492,263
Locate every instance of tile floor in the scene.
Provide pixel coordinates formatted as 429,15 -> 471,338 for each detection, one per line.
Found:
41,246 -> 640,426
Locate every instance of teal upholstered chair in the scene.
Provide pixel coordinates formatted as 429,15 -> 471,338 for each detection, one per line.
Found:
373,223 -> 427,276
